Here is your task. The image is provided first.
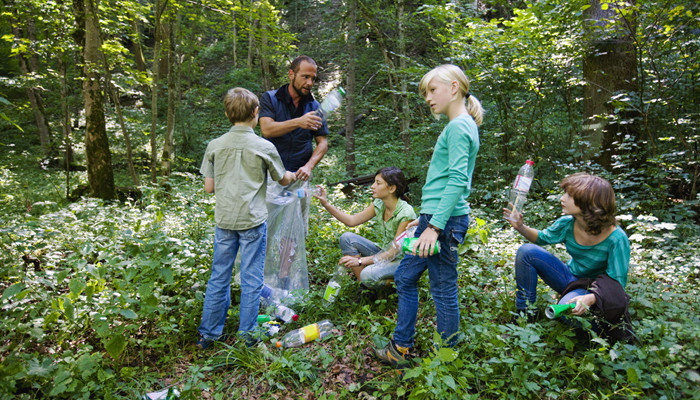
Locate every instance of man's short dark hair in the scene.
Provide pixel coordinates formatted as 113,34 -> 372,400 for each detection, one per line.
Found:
290,55 -> 316,73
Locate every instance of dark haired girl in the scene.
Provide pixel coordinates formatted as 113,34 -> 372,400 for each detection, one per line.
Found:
314,167 -> 416,284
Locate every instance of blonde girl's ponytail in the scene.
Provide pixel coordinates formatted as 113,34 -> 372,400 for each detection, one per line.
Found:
419,64 -> 484,126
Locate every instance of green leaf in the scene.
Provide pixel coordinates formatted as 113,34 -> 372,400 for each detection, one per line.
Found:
63,297 -> 75,320
627,367 -> 639,384
69,278 -> 86,297
56,269 -> 70,284
105,334 -> 127,359
119,309 -> 138,319
1,283 -> 25,302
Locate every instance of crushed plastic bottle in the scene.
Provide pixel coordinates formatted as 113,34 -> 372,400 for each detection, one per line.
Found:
260,284 -> 299,323
275,319 -> 334,348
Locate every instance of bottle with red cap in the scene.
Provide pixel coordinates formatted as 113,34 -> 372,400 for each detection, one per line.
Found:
505,160 -> 535,222
260,284 -> 299,323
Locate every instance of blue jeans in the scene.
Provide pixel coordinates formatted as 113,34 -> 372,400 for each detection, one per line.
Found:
199,223 -> 267,342
514,243 -> 589,310
339,232 -> 400,283
393,214 -> 468,349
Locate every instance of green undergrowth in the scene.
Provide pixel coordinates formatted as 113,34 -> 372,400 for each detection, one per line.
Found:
1,160 -> 699,399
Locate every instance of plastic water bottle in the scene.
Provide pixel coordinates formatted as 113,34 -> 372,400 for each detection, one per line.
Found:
317,87 -> 346,118
296,187 -> 320,198
275,319 -> 334,348
545,303 -> 576,319
372,226 -> 416,265
323,265 -> 344,303
505,160 -> 535,222
402,237 -> 440,255
260,284 -> 299,323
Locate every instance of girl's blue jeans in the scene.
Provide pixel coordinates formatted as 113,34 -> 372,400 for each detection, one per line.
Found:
515,243 -> 589,310
338,232 -> 400,283
392,214 -> 469,349
198,223 -> 267,342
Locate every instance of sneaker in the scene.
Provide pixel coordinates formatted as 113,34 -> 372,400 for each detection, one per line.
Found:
374,339 -> 411,367
195,334 -> 213,350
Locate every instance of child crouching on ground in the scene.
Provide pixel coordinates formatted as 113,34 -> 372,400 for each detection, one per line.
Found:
197,88 -> 296,349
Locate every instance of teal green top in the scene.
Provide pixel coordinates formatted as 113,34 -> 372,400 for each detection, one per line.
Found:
373,198 -> 416,247
200,126 -> 286,230
420,114 -> 480,230
536,216 -> 631,287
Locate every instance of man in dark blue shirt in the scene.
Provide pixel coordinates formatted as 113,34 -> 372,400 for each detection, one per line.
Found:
259,55 -> 329,181
259,56 -> 329,290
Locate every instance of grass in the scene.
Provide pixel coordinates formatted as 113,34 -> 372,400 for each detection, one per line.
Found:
0,143 -> 699,399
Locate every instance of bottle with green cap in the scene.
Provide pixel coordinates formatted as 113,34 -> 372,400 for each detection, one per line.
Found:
545,302 -> 576,319
317,87 -> 346,118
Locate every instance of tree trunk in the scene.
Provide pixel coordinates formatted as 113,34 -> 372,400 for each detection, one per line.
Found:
130,18 -> 148,73
247,1 -> 256,69
161,12 -> 177,177
100,32 -> 140,186
344,0 -> 357,176
231,6 -> 237,66
82,0 -> 115,200
58,52 -> 73,199
582,0 -> 638,169
11,19 -> 52,154
150,0 -> 167,183
397,0 -> 410,152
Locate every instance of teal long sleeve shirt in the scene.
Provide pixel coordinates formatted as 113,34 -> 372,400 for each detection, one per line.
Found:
420,114 -> 480,230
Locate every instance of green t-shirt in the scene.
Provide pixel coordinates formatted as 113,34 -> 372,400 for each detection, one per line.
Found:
536,215 -> 631,287
200,126 -> 286,230
373,198 -> 416,247
420,114 -> 479,230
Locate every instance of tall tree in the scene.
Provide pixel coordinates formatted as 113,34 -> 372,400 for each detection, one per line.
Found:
161,10 -> 177,177
9,9 -> 52,155
81,0 -> 115,199
582,0 -> 638,169
149,0 -> 168,183
344,0 -> 357,176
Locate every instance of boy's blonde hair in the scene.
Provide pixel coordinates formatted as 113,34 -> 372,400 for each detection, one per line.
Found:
419,64 -> 484,126
223,87 -> 259,124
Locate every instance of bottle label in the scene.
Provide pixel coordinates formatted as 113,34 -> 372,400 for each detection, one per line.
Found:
402,238 -> 439,255
513,175 -> 533,192
323,281 -> 341,302
302,324 -> 321,342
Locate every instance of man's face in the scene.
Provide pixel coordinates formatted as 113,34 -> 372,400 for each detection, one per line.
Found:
289,61 -> 317,97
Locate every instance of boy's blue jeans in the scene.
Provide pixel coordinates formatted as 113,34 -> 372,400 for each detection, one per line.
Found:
392,214 -> 468,349
515,243 -> 589,310
198,223 -> 267,342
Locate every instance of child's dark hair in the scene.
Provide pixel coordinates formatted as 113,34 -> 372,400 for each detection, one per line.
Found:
560,173 -> 617,235
376,167 -> 408,201
223,87 -> 259,124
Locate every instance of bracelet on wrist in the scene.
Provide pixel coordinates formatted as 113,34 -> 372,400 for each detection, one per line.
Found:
427,224 -> 441,234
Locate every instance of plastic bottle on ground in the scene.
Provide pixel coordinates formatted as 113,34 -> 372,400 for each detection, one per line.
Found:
323,265 -> 344,303
505,160 -> 535,222
275,319 -> 334,348
260,284 -> 299,323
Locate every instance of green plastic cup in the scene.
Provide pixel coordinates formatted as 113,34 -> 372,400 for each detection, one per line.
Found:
545,303 -> 576,319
